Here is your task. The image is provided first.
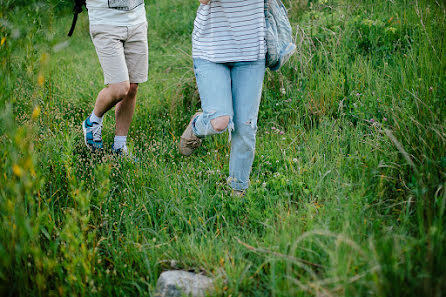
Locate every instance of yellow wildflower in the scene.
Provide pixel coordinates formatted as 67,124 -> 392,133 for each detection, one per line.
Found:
13,164 -> 23,177
37,73 -> 45,86
32,106 -> 41,119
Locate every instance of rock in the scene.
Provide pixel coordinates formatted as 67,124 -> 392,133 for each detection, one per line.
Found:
156,270 -> 214,297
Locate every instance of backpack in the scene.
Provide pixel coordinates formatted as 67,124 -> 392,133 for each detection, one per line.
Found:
68,0 -> 86,37
264,0 -> 296,71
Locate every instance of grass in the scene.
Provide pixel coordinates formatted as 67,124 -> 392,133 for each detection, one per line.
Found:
0,0 -> 445,296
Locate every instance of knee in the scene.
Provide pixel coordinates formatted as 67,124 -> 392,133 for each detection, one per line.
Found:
109,81 -> 130,100
128,83 -> 138,98
211,115 -> 230,132
235,120 -> 257,138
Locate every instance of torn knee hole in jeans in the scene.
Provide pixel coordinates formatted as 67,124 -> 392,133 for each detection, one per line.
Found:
210,115 -> 230,132
205,110 -> 217,116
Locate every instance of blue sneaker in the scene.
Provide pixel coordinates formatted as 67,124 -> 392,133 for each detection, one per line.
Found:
82,116 -> 103,151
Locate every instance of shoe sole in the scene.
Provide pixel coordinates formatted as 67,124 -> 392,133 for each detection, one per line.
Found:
178,139 -> 193,157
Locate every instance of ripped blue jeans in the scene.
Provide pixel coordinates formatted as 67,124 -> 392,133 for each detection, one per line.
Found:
192,58 -> 266,191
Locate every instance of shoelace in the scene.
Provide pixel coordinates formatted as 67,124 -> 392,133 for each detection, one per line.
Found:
92,123 -> 102,142
184,138 -> 200,147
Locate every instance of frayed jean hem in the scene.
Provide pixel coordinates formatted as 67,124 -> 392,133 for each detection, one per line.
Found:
228,177 -> 249,191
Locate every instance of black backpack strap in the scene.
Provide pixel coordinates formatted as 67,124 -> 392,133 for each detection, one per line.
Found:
67,2 -> 85,37
67,13 -> 79,37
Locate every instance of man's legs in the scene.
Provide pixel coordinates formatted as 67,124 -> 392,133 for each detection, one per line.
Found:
93,81 -> 130,118
112,22 -> 148,153
89,81 -> 138,151
83,81 -> 130,151
112,83 -> 138,152
85,22 -> 147,153
115,83 -> 138,136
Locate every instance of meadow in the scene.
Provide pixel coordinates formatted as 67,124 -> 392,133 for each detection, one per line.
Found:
0,0 -> 445,296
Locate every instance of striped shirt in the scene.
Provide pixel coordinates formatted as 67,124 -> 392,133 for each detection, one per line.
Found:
192,0 -> 266,63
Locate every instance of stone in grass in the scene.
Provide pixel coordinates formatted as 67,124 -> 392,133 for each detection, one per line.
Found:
156,270 -> 215,297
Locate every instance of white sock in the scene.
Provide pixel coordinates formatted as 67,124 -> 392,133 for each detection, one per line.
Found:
90,111 -> 103,125
113,136 -> 127,150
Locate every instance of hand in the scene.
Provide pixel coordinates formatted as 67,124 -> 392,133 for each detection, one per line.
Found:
199,0 -> 210,4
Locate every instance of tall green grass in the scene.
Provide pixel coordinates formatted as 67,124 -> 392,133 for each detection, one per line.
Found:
1,0 -> 445,296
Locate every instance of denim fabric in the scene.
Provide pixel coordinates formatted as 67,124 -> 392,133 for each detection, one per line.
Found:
192,58 -> 265,190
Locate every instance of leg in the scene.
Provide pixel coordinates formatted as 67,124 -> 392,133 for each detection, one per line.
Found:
112,22 -> 149,153
192,58 -> 233,137
83,25 -> 131,151
229,60 -> 265,191
210,116 -> 230,132
179,58 -> 233,156
90,24 -> 131,117
93,81 -> 130,117
115,83 -> 138,136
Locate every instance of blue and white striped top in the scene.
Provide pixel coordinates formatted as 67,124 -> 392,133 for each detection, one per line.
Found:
192,0 -> 267,63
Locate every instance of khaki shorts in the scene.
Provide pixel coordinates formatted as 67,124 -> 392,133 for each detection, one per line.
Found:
90,22 -> 148,85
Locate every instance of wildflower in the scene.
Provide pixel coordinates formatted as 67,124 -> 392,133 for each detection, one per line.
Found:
383,117 -> 387,122
32,106 -> 41,119
12,164 -> 23,177
0,37 -> 5,46
271,127 -> 276,130
370,118 -> 375,123
279,131 -> 284,135
37,73 -> 44,86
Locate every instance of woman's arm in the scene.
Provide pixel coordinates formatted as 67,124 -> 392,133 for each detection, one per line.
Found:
199,0 -> 210,4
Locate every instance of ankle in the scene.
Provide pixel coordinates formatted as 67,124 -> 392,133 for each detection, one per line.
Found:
90,111 -> 103,125
232,189 -> 245,197
113,135 -> 127,150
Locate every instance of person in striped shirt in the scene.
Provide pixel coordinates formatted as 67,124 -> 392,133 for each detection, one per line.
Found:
179,0 -> 266,196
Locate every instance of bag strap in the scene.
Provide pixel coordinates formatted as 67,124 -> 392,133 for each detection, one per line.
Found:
67,13 -> 79,37
68,1 -> 85,37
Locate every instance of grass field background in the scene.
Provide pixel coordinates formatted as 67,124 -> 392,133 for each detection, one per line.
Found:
1,0 -> 445,296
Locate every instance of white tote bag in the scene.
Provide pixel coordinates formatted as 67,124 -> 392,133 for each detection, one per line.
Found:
265,0 -> 296,71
